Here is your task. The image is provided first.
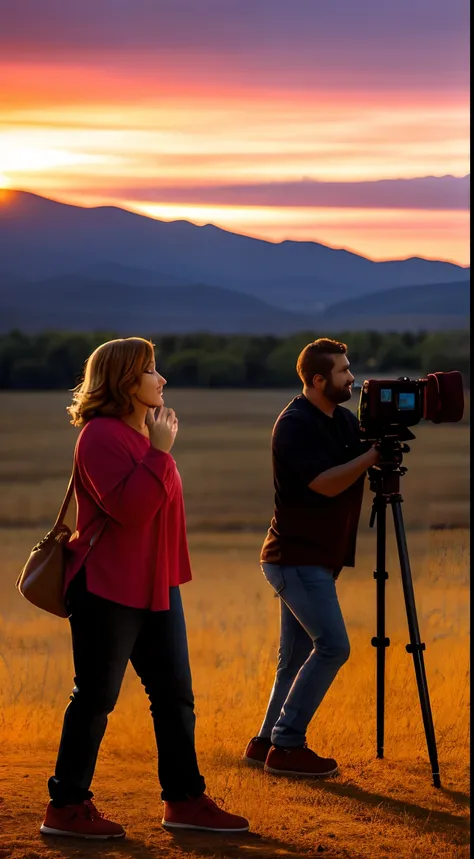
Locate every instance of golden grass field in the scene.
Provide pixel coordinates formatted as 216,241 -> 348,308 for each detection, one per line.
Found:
0,390 -> 470,859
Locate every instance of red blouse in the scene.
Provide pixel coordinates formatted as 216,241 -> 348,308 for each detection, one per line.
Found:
63,416 -> 192,611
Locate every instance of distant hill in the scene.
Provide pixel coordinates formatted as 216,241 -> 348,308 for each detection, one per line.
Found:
0,191 -> 469,315
0,272 -> 469,334
324,279 -> 470,316
0,275 -> 317,335
80,262 -> 192,289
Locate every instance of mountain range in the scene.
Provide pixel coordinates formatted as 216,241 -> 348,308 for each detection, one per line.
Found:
0,190 -> 470,333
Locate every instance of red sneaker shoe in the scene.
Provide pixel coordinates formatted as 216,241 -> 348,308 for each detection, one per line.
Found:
242,736 -> 272,767
264,744 -> 338,778
40,800 -> 125,839
162,794 -> 249,832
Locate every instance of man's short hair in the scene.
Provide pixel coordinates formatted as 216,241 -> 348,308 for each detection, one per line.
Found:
296,338 -> 347,387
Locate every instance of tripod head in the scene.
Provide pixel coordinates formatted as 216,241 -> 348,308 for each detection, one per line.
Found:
367,428 -> 415,500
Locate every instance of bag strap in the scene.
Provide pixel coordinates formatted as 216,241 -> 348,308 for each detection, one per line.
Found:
53,466 -> 75,530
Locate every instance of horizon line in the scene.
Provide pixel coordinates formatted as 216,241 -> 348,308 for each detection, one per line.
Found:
3,186 -> 470,269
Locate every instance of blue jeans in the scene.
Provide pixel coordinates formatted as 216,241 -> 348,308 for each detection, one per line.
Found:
259,563 -> 350,748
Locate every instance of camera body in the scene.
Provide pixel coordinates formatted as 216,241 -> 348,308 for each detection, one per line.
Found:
358,371 -> 464,442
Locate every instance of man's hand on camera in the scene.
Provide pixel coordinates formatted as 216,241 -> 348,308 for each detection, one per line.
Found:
365,444 -> 381,467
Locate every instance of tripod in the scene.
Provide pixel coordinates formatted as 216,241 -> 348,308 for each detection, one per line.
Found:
368,436 -> 441,788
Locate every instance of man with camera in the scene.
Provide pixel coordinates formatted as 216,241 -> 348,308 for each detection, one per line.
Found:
243,338 -> 380,777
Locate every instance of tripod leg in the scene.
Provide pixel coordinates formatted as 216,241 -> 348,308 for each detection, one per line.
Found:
391,500 -> 441,788
371,496 -> 390,759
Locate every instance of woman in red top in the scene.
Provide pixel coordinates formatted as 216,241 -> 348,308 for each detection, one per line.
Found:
40,337 -> 249,839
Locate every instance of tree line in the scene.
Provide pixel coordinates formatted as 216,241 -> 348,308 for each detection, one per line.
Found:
0,329 -> 469,389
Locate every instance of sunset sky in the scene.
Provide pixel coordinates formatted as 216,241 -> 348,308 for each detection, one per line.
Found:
0,0 -> 470,264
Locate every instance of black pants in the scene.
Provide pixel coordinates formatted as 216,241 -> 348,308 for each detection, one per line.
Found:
48,567 -> 206,805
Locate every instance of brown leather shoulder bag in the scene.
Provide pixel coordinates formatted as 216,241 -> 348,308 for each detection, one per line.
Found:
16,469 -> 76,617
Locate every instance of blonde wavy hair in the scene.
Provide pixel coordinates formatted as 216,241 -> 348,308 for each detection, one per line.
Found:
67,337 -> 156,427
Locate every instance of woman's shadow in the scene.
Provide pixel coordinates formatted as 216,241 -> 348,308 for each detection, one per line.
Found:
39,828 -> 308,859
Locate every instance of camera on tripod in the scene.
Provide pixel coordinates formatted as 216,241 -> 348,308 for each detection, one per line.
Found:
357,370 -> 464,443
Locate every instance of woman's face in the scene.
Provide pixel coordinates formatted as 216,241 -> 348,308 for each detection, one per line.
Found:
132,356 -> 167,409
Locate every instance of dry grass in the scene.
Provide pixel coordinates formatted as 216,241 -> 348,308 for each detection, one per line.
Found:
0,390 -> 470,859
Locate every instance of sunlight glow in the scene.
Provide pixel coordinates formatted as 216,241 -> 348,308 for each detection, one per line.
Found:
0,58 -> 469,263
0,140 -> 111,174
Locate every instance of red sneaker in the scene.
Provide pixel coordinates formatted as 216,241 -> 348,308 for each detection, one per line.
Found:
264,744 -> 338,778
40,800 -> 125,839
162,794 -> 249,832
242,736 -> 272,767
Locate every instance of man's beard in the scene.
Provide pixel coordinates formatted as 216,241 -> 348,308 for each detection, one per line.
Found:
324,378 -> 352,404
